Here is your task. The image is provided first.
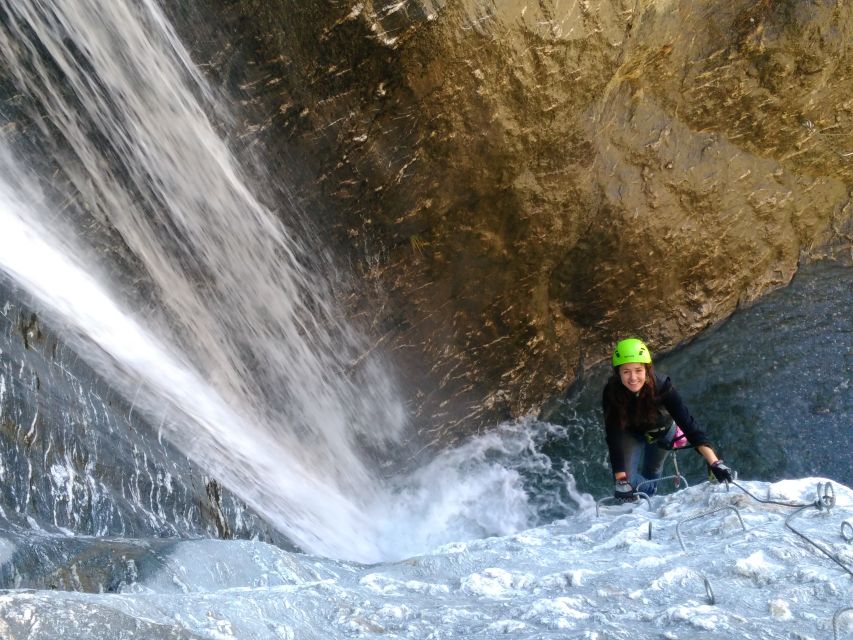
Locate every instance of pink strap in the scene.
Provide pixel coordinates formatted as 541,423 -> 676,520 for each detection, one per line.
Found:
672,425 -> 688,449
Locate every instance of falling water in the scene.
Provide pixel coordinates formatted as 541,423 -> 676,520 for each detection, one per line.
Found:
0,0 -> 407,561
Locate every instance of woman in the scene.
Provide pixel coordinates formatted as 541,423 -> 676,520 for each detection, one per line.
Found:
602,337 -> 734,501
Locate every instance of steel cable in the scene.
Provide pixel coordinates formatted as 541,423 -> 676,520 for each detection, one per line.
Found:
724,481 -> 853,577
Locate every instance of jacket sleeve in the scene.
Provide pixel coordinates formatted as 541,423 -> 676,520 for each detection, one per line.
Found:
602,386 -> 626,474
657,375 -> 712,448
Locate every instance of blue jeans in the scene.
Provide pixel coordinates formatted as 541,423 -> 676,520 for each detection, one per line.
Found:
618,424 -> 676,496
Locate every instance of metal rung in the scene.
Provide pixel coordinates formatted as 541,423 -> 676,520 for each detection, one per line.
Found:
842,521 -> 853,543
676,505 -> 746,551
834,607 -> 853,640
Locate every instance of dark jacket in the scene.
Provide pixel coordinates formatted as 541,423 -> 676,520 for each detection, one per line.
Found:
602,372 -> 712,475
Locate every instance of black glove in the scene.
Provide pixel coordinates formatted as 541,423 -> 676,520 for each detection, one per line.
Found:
613,479 -> 637,502
709,460 -> 734,483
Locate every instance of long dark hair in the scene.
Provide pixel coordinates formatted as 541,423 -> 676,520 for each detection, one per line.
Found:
603,363 -> 661,429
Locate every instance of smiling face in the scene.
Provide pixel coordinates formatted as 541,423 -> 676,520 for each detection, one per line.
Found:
618,363 -> 647,393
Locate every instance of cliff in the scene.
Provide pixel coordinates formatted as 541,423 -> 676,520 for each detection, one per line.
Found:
185,0 -> 853,437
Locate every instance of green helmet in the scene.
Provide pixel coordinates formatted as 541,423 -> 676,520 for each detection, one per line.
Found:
612,338 -> 652,367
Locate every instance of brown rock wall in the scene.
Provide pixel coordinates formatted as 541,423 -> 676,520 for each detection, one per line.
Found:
188,0 -> 853,439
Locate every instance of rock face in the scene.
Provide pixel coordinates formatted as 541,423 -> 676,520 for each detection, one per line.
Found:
0,279 -> 292,563
186,0 -> 852,438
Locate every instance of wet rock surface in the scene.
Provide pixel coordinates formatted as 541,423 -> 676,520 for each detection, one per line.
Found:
105,1 -> 853,436
0,278 -> 293,565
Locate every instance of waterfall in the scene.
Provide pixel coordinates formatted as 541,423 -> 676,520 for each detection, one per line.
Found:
0,0 -> 407,561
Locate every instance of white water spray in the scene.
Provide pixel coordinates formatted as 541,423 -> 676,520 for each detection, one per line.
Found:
0,0 -> 407,561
